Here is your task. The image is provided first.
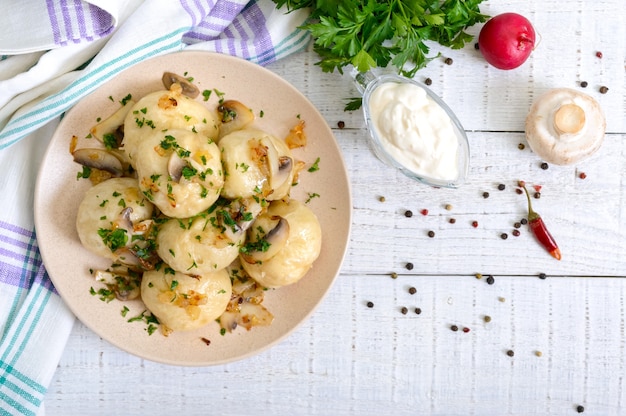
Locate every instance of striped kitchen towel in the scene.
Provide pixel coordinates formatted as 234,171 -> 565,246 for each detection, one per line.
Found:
0,1 -> 310,415
0,0 -> 311,150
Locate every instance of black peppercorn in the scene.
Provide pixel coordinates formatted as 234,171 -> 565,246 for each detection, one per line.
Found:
449,218 -> 456,224
444,57 -> 453,65
414,308 -> 422,315
580,81 -> 588,88
424,78 -> 432,86
600,86 -> 609,94
406,262 -> 414,270
498,184 -> 506,191
540,162 -> 549,170
474,42 -> 480,50
576,404 -> 585,413
450,325 -> 459,331
337,120 -> 345,129
405,210 -> 413,218
486,275 -> 495,285
408,287 -> 417,295
534,192 -> 541,199
428,230 -> 435,238
501,233 -> 508,240
401,307 -> 408,315
506,350 -> 514,357
366,301 -> 374,308
521,218 -> 528,225
539,273 -> 547,280
482,191 -> 490,198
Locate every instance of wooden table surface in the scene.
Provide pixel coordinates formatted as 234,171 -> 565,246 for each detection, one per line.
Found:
45,1 -> 626,415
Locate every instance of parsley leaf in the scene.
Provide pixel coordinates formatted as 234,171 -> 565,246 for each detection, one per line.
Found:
272,0 -> 487,76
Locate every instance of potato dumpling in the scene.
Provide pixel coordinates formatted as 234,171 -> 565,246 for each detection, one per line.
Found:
76,177 -> 154,262
134,129 -> 224,218
122,86 -> 219,163
156,215 -> 245,275
220,128 -> 294,200
240,199 -> 322,288
141,267 -> 231,332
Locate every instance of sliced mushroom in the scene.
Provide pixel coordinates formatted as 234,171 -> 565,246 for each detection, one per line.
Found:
241,215 -> 290,264
525,88 -> 606,165
72,148 -> 124,176
167,152 -> 188,182
90,101 -> 134,145
218,272 -> 274,333
271,156 -> 293,191
162,71 -> 199,98
113,206 -> 134,234
108,148 -> 133,175
221,197 -> 264,242
93,269 -> 141,301
114,246 -> 159,271
217,100 -> 255,139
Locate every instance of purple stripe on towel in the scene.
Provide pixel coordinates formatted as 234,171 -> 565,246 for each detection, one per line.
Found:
60,0 -> 75,46
46,0 -> 62,45
46,0 -> 115,45
183,0 -> 247,43
0,222 -> 56,293
239,2 -> 274,62
73,0 -> 89,42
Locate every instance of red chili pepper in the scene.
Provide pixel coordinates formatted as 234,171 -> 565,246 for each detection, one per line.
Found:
519,181 -> 562,260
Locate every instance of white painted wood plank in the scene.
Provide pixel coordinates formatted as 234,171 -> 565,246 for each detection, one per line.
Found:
46,274 -> 626,415
338,129 -> 626,277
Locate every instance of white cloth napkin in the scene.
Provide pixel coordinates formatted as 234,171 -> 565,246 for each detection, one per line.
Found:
0,1 -> 309,415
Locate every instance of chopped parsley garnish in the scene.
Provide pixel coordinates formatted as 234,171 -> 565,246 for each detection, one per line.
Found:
90,286 -> 115,302
76,166 -> 92,180
308,157 -> 321,172
160,135 -> 177,150
98,228 -> 128,252
181,165 -> 198,180
120,93 -> 133,106
102,133 -> 117,150
306,192 -> 321,203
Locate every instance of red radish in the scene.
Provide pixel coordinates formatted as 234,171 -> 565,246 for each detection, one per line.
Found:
478,12 -> 536,70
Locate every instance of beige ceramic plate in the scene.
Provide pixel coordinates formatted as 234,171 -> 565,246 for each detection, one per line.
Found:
34,51 -> 352,366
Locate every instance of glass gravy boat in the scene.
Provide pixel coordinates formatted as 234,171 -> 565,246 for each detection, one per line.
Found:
354,69 -> 470,188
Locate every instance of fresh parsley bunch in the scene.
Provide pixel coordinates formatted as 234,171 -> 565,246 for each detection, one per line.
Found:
272,0 -> 487,77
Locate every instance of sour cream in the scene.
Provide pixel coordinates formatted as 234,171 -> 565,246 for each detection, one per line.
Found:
367,81 -> 460,181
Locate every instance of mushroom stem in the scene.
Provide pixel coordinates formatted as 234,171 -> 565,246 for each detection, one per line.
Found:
553,103 -> 585,135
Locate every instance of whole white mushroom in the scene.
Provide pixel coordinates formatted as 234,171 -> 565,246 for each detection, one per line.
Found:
525,88 -> 606,165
